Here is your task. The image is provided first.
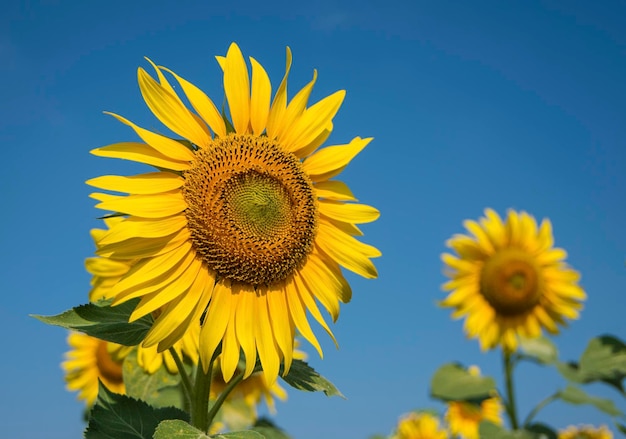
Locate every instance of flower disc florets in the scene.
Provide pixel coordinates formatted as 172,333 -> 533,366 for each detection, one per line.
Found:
183,133 -> 317,286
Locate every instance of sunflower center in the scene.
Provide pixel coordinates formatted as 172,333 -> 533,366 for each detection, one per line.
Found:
183,133 -> 317,286
96,341 -> 124,384
480,248 -> 542,315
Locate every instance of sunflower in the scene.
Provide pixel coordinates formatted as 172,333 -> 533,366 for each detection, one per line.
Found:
85,220 -> 200,374
440,209 -> 586,352
444,367 -> 503,439
87,42 -> 380,384
62,331 -> 130,405
558,425 -> 613,439
393,412 -> 448,439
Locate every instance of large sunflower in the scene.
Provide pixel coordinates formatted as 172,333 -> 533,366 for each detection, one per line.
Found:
88,42 -> 380,384
62,332 -> 130,405
441,209 -> 585,352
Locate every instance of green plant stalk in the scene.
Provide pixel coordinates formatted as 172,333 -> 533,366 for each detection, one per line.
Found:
169,347 -> 193,410
504,350 -> 519,430
191,356 -> 215,432
205,369 -> 247,427
522,393 -> 558,427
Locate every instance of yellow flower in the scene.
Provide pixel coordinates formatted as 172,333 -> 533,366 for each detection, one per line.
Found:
85,219 -> 199,374
441,209 -> 586,352
393,412 -> 448,439
88,42 -> 380,384
558,425 -> 613,439
62,332 -> 130,405
444,366 -> 503,439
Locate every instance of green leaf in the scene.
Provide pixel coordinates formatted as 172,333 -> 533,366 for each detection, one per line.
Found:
478,422 -> 534,439
212,431 -> 265,438
153,420 -> 210,439
32,298 -> 152,346
252,418 -> 292,439
85,382 -> 189,439
430,363 -> 497,404
525,423 -> 558,439
578,335 -> 626,393
519,336 -> 558,365
123,350 -> 186,409
616,422 -> 626,436
556,361 -> 584,383
279,360 -> 344,398
557,385 -> 623,417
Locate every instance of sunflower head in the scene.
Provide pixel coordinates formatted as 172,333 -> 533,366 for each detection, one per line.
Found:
558,425 -> 613,439
393,412 -> 448,439
88,42 -> 380,384
62,332 -> 130,405
441,209 -> 586,352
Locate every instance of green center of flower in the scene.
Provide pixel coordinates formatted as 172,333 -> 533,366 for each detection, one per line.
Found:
480,248 -> 542,315
183,133 -> 317,286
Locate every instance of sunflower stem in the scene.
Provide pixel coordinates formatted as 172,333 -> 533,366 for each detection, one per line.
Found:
191,357 -> 214,433
522,393 -> 558,427
169,348 -> 193,410
205,369 -> 246,428
503,350 -> 519,430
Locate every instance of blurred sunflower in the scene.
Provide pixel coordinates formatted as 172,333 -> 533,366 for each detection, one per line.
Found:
62,332 -> 130,405
444,367 -> 503,439
441,209 -> 586,352
85,219 -> 199,374
393,412 -> 448,439
558,425 -> 613,439
88,42 -> 380,383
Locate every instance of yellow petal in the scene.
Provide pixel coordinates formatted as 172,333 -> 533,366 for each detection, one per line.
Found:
266,47 -> 293,139
314,180 -> 357,201
254,291 -> 280,384
105,112 -> 195,162
138,67 -> 212,148
84,257 -> 129,278
91,142 -> 190,171
284,277 -> 323,358
86,172 -> 184,195
302,137 -> 372,182
98,215 -> 187,245
275,70 -> 317,141
298,255 -> 341,321
221,291 -> 241,382
263,283 -> 294,375
316,219 -> 379,279
160,67 -> 226,138
234,283 -> 257,378
96,228 -> 190,260
91,191 -> 186,218
280,90 -> 345,152
223,43 -> 250,133
318,200 -> 379,224
199,279 -> 233,372
249,56 -> 271,135
292,271 -> 337,347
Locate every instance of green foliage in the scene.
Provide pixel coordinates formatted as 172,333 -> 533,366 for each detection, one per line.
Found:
212,431 -> 265,438
557,385 -> 623,417
123,350 -> 187,410
279,360 -> 344,398
251,418 -> 292,439
524,423 -> 558,439
153,420 -> 210,439
557,335 -> 626,394
85,381 -> 188,439
32,298 -> 152,346
430,363 -> 497,404
518,336 -> 558,365
479,422 -> 534,439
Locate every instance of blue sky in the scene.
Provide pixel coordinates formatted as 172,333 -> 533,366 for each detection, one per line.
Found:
1,1 -> 625,438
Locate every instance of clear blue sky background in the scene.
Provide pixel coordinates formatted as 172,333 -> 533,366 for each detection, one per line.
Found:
1,1 -> 625,438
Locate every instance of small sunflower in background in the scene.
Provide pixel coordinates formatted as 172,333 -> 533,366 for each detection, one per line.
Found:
444,366 -> 503,439
441,208 -> 586,352
88,42 -> 380,384
392,412 -> 448,439
558,425 -> 613,439
62,332 -> 130,405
